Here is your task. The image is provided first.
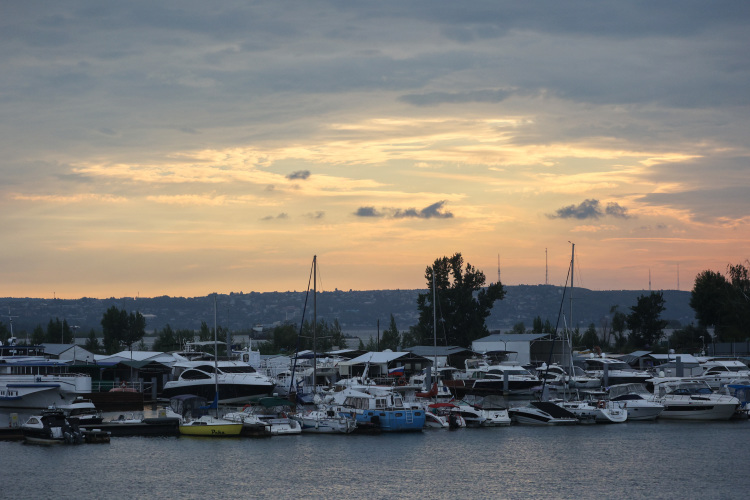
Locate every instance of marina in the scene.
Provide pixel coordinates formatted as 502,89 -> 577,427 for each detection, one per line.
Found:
2,411 -> 749,499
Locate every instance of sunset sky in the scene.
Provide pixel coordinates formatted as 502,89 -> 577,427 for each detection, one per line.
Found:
2,1 -> 749,299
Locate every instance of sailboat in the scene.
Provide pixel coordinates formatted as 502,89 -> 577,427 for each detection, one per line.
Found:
179,295 -> 243,437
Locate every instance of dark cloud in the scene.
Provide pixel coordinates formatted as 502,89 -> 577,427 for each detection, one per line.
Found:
641,186 -> 749,223
394,200 -> 454,219
549,199 -> 603,220
399,89 -> 512,107
354,206 -> 383,217
605,202 -> 630,219
354,201 -> 454,219
286,170 -> 310,181
261,213 -> 288,221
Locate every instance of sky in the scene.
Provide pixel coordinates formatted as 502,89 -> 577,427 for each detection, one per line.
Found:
2,1 -> 749,299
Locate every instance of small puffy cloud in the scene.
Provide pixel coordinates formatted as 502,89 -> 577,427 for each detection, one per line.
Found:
605,202 -> 630,218
286,170 -> 311,181
354,206 -> 383,217
395,200 -> 453,219
549,199 -> 603,220
261,213 -> 288,221
549,199 -> 632,220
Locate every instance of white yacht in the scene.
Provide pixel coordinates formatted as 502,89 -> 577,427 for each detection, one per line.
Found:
162,360 -> 275,404
607,383 -> 665,421
537,363 -> 601,389
508,401 -> 578,425
446,358 -> 542,396
696,359 -> 750,389
223,397 -> 301,435
0,344 -> 92,410
650,378 -> 740,420
553,399 -> 628,423
583,356 -> 651,387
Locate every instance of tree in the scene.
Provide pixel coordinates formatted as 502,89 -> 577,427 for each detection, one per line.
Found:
580,323 -> 599,350
511,322 -> 526,334
400,327 -> 419,349
31,325 -> 45,345
627,292 -> 668,348
100,306 -> 146,354
271,323 -> 298,353
46,318 -> 73,344
328,319 -> 346,350
84,329 -> 102,354
414,253 -> 506,348
153,324 -> 180,352
668,324 -> 708,353
380,315 -> 401,351
610,306 -> 628,351
691,263 -> 750,341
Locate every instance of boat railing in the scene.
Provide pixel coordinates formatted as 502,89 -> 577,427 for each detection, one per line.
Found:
90,380 -> 144,393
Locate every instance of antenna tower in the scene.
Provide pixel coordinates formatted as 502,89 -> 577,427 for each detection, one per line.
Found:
497,254 -> 501,284
545,248 -> 548,285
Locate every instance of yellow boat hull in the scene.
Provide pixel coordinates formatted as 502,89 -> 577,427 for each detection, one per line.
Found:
179,422 -> 243,437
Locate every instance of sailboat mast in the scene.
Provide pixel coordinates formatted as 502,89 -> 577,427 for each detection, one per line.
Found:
569,243 -> 574,335
432,266 -> 437,400
313,255 -> 317,395
213,293 -> 219,418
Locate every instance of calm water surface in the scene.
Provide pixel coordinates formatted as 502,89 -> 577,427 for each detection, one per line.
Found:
3,417 -> 749,499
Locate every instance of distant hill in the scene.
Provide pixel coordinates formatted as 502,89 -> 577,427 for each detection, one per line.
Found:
1,286 -> 695,338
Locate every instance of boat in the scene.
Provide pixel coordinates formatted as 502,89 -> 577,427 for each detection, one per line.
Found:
223,397 -> 301,435
21,408 -> 84,444
553,399 -> 628,423
537,363 -> 601,389
162,360 -> 275,404
582,356 -> 652,387
330,387 -> 425,432
179,415 -> 244,437
451,398 -> 511,427
0,343 -> 92,410
508,401 -> 578,425
444,357 -> 542,397
81,411 -> 180,437
606,383 -> 665,421
721,378 -> 750,419
696,359 -> 750,389
59,396 -> 103,425
650,378 -> 740,420
426,403 -> 466,428
290,405 -> 358,434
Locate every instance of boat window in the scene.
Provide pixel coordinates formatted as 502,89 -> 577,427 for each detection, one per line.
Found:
218,366 -> 257,374
181,369 -> 212,380
195,365 -> 217,374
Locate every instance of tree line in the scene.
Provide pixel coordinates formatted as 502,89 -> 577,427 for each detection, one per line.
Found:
1,255 -> 748,356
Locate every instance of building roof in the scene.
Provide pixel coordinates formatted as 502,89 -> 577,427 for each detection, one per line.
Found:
407,346 -> 474,357
339,351 -> 414,366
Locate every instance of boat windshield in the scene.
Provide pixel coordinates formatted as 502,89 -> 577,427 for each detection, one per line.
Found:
667,382 -> 714,395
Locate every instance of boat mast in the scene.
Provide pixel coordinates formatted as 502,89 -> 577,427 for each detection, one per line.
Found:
213,293 -> 219,418
313,255 -> 317,396
432,266 -> 437,401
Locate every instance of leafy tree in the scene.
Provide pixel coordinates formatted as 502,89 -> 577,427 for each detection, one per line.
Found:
271,323 -> 298,353
627,292 -> 668,348
414,253 -> 506,348
511,322 -> 526,334
380,315 -> 401,351
611,306 -> 628,351
46,318 -> 73,344
691,263 -> 750,341
84,329 -> 102,354
532,316 -> 544,333
153,324 -> 180,352
400,327 -> 419,349
328,319 -> 346,350
31,325 -> 45,345
101,306 -> 146,354
668,324 -> 708,353
579,323 -> 599,349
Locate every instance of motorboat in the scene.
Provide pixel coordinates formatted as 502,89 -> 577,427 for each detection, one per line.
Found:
606,383 -> 665,421
329,387 -> 425,432
162,360 -> 275,404
582,356 -> 651,387
553,399 -> 628,423
650,378 -> 740,420
290,405 -> 357,434
720,378 -> 750,419
59,396 -> 103,425
536,363 -> 601,389
453,399 -> 511,427
223,397 -> 301,435
696,359 -> 750,389
445,358 -> 542,397
21,408 -> 83,444
508,401 -> 578,425
0,344 -> 92,410
426,403 -> 466,428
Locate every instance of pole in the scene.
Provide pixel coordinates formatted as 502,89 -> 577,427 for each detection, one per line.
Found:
214,293 -> 219,418
313,255 -> 317,395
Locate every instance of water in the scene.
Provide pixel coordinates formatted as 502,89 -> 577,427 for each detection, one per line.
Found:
3,417 -> 749,499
